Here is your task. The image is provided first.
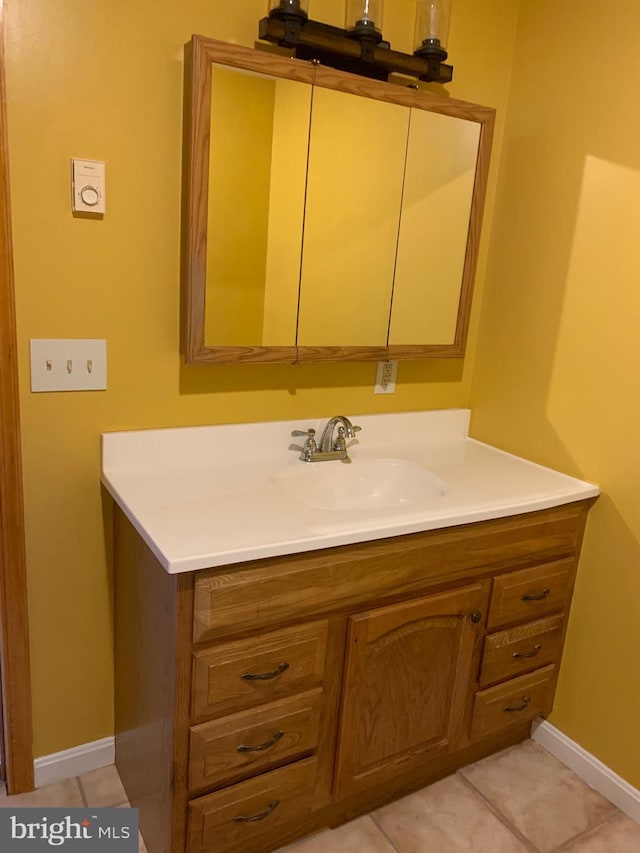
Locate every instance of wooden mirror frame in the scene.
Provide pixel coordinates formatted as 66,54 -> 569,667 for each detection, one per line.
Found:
182,36 -> 495,365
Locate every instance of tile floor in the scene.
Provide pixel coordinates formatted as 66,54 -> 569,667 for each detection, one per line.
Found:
1,740 -> 638,852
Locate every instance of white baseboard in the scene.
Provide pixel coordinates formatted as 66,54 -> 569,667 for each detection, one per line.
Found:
34,737 -> 115,788
532,721 -> 640,824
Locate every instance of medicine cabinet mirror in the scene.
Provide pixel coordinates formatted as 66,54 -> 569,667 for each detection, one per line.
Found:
182,37 -> 495,364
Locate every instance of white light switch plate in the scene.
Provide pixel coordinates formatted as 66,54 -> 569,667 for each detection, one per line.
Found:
30,339 -> 107,392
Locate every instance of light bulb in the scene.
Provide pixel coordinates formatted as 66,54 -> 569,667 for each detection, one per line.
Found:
346,0 -> 384,35
414,0 -> 452,51
269,0 -> 309,16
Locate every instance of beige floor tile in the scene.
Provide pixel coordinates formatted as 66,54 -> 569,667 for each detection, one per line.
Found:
279,817 -> 395,852
460,740 -> 618,852
372,773 -> 531,852
559,813 -> 640,852
0,777 -> 84,808
79,764 -> 128,807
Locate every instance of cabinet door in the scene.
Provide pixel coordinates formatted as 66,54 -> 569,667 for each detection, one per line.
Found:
335,583 -> 488,798
296,86 -> 409,348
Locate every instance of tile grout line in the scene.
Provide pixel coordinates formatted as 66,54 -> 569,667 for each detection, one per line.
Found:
456,770 -> 540,852
76,776 -> 88,808
551,811 -> 624,852
368,812 -> 401,853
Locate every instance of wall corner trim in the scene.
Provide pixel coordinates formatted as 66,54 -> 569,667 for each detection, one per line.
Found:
34,737 -> 115,789
532,721 -> 640,824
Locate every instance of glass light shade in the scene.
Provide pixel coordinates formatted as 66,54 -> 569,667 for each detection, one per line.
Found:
346,0 -> 384,32
414,0 -> 452,51
269,0 -> 309,15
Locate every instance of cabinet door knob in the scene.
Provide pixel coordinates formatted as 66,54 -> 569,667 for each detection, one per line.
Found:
236,730 -> 285,753
241,662 -> 290,682
471,611 -> 482,623
503,696 -> 531,713
233,800 -> 280,823
521,588 -> 550,602
512,644 -> 542,660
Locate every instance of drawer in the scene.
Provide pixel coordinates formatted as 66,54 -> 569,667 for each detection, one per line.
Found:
479,615 -> 564,687
192,621 -> 328,720
471,664 -> 557,739
187,757 -> 317,853
193,504 -> 587,640
487,559 -> 574,630
189,689 -> 322,791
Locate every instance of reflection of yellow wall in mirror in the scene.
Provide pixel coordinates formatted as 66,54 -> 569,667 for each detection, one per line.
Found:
205,68 -> 274,346
297,88 -> 409,347
5,0 -> 520,758
390,111 -> 480,345
262,81 -> 311,345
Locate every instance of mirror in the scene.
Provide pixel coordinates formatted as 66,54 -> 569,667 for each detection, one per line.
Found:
389,110 -> 481,346
205,66 -> 311,348
296,87 -> 409,348
183,37 -> 495,364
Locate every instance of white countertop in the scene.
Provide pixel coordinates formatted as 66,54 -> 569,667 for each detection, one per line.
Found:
101,410 -> 599,574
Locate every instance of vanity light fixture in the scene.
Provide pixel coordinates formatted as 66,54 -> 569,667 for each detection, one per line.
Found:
346,0 -> 384,44
267,0 -> 309,45
413,0 -> 452,80
259,0 -> 453,84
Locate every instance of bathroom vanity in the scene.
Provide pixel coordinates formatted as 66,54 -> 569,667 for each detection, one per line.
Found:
102,411 -> 598,853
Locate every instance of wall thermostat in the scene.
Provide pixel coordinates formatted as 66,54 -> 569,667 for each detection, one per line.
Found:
72,158 -> 105,214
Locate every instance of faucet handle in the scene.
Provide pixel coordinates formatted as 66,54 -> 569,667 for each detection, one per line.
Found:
291,428 -> 317,462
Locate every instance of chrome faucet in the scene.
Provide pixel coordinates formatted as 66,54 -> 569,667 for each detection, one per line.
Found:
291,415 -> 362,463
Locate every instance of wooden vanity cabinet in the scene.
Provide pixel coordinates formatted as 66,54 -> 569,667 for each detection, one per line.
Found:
114,499 -> 593,853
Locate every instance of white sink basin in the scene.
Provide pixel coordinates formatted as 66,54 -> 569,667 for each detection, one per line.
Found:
272,458 -> 445,511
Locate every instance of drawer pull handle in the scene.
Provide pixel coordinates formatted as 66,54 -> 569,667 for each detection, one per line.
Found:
521,588 -> 550,602
241,663 -> 290,682
512,644 -> 542,660
504,696 -> 531,713
233,800 -> 280,823
237,730 -> 285,754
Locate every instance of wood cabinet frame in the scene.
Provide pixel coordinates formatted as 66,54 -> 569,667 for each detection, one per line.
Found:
0,0 -> 34,794
115,499 -> 594,853
182,36 -> 495,365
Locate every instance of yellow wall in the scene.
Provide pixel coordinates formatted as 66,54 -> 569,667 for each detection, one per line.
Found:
472,0 -> 640,787
5,0 -> 520,757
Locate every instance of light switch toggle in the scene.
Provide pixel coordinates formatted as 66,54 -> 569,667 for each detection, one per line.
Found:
72,159 -> 105,214
30,340 -> 107,392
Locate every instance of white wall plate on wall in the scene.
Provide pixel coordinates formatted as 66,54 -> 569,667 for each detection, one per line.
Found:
30,339 -> 107,392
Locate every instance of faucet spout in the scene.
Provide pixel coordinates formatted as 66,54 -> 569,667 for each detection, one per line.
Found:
318,416 -> 361,453
290,416 -> 362,463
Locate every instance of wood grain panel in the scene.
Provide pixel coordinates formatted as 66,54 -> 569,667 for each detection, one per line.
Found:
193,503 -> 589,640
114,508 -> 194,853
471,665 -> 557,740
0,0 -> 34,794
312,64 -> 495,123
187,757 -> 317,853
480,615 -> 564,687
335,582 -> 488,799
488,559 -> 574,630
189,689 -> 321,791
192,621 -> 328,720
